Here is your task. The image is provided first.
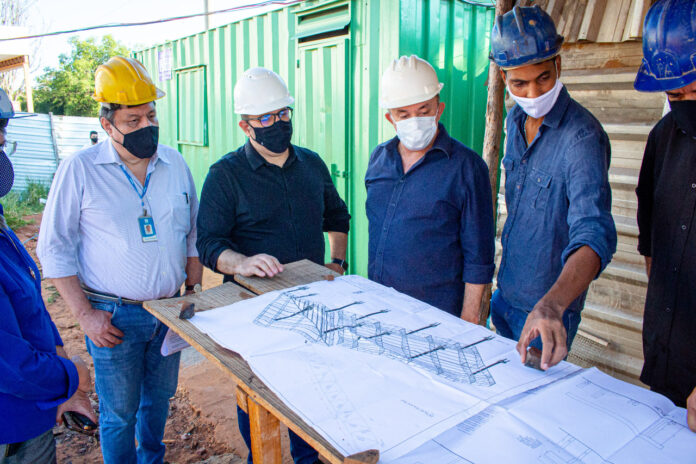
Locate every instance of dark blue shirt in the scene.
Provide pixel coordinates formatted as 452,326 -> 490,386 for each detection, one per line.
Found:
498,86 -> 616,313
0,206 -> 78,444
365,124 -> 495,316
196,142 -> 350,280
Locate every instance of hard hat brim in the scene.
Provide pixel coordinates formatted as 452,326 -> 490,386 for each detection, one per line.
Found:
92,87 -> 166,105
234,95 -> 295,115
380,83 -> 444,109
634,62 -> 696,92
494,50 -> 561,71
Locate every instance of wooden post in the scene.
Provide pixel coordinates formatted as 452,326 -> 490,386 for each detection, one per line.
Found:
247,394 -> 282,464
22,56 -> 33,113
479,0 -> 515,326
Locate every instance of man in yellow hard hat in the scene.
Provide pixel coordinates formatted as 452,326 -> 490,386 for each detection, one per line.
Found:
37,56 -> 203,464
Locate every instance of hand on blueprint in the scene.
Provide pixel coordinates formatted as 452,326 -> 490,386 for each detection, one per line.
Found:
237,254 -> 284,277
688,387 -> 696,432
516,301 -> 567,370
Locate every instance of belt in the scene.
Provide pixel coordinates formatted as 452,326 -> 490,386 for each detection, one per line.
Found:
81,285 -> 143,306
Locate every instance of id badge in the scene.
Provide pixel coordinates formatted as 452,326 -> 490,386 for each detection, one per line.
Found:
138,214 -> 158,242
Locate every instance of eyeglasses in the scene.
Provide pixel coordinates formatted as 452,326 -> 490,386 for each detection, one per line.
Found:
244,107 -> 293,128
0,140 -> 17,156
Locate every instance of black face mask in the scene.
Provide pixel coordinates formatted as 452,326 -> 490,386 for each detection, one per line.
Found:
114,125 -> 159,159
0,149 -> 14,198
90,137 -> 98,144
669,100 -> 696,139
251,120 -> 293,154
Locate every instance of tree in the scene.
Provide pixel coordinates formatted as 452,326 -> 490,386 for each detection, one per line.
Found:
33,35 -> 130,117
0,0 -> 37,102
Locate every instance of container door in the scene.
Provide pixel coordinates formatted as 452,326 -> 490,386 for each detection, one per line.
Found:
295,37 -> 351,262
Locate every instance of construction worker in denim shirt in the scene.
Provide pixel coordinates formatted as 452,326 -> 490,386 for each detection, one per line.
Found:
489,6 -> 616,370
0,88 -> 96,464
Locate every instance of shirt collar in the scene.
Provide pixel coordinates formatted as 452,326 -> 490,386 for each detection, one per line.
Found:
386,123 -> 453,159
93,139 -> 168,166
244,140 -> 300,171
540,85 -> 571,129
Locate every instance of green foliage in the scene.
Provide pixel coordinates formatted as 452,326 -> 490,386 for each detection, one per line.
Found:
33,35 -> 130,117
2,180 -> 50,229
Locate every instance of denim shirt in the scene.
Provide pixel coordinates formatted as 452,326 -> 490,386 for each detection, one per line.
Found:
365,124 -> 495,316
497,86 -> 616,313
0,205 -> 79,444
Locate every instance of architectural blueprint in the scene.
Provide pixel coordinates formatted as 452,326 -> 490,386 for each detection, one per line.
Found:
390,369 -> 696,464
190,276 -> 693,462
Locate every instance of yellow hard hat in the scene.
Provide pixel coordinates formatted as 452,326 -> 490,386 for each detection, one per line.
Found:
92,56 -> 165,105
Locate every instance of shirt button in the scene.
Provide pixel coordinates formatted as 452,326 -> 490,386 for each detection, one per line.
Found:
516,185 -> 521,190
682,224 -> 687,230
521,159 -> 527,164
665,307 -> 671,313
692,183 -> 696,189
672,266 -> 678,273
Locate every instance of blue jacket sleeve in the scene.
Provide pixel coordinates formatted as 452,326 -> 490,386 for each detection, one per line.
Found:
562,132 -> 617,273
460,157 -> 496,284
0,287 -> 79,409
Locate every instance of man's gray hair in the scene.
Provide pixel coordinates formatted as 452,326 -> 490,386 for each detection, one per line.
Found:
100,101 -> 156,123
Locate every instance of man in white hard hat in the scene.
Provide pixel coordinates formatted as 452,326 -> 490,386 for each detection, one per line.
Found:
196,67 -> 350,464
365,55 -> 495,321
37,57 -> 202,464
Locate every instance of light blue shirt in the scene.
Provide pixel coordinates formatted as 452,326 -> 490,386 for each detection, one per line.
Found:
37,140 -> 198,301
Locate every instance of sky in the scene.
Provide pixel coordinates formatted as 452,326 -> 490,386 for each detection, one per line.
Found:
10,0 -> 290,81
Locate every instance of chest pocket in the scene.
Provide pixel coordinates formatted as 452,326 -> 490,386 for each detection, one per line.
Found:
167,194 -> 191,235
526,168 -> 552,211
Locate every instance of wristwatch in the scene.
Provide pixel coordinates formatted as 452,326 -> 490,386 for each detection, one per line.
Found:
331,258 -> 348,271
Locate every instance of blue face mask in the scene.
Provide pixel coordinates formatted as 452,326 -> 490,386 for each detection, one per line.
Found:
251,120 -> 293,154
0,149 -> 14,197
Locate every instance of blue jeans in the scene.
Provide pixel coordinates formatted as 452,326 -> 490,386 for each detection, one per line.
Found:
490,289 -> 582,352
86,298 -> 180,464
0,429 -> 56,464
237,406 -> 318,464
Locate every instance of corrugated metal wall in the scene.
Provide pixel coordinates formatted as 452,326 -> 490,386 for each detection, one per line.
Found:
51,114 -> 107,160
5,114 -> 56,191
5,114 -> 105,191
134,0 -> 495,276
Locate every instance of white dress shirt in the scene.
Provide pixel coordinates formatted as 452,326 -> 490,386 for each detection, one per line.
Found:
37,140 -> 199,301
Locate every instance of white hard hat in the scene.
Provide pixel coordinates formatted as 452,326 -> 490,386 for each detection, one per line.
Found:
234,67 -> 295,115
379,55 -> 444,109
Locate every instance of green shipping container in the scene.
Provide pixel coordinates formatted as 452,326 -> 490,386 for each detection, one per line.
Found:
134,0 -> 495,277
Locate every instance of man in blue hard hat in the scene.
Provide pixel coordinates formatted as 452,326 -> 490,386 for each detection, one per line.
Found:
489,6 -> 616,370
634,0 -> 696,430
0,88 -> 97,462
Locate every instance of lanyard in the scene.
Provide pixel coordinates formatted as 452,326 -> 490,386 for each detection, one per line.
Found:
120,165 -> 152,213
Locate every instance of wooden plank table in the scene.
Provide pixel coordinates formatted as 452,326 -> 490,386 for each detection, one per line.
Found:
143,260 -> 377,464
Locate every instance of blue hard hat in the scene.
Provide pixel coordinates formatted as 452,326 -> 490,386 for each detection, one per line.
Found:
490,5 -> 564,69
0,89 -> 15,119
634,0 -> 696,92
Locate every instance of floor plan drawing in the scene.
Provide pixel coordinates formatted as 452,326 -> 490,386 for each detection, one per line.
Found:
254,291 -> 502,386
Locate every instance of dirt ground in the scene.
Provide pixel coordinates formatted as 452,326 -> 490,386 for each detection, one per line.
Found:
14,214 -> 255,464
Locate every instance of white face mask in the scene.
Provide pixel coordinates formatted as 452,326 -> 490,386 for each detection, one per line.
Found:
394,112 -> 439,151
508,69 -> 563,119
